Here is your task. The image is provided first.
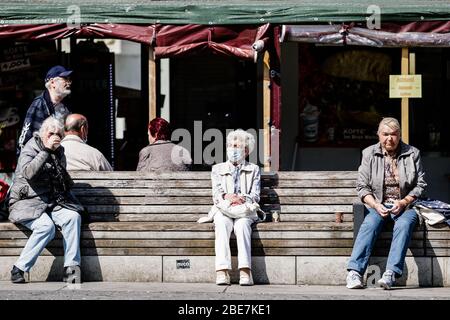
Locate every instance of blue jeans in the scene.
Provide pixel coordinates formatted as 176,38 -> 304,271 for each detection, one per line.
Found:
15,208 -> 81,272
347,207 -> 417,276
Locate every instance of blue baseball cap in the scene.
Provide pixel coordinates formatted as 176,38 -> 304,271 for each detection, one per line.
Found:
45,65 -> 73,82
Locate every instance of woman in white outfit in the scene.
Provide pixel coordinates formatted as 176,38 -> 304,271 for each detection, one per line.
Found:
210,129 -> 261,286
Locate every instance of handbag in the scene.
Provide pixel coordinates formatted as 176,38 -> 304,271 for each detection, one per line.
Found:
216,200 -> 260,219
413,205 -> 446,226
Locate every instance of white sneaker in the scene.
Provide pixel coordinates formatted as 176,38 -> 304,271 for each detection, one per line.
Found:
346,270 -> 363,289
216,270 -> 230,285
239,270 -> 254,286
378,270 -> 395,290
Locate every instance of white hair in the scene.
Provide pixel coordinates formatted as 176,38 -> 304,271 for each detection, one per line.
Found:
378,117 -> 401,136
44,80 -> 52,89
39,116 -> 64,139
226,129 -> 255,153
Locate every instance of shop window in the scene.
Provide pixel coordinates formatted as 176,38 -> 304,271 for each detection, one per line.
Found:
410,48 -> 450,155
170,54 -> 258,170
298,44 -> 400,148
0,41 -> 58,172
70,40 -> 116,167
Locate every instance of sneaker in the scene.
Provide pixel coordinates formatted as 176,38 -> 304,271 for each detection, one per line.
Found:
346,270 -> 363,289
216,270 -> 230,285
63,265 -> 81,284
239,269 -> 254,286
10,265 -> 25,284
378,270 -> 395,290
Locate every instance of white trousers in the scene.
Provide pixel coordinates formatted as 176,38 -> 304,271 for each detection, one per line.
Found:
213,211 -> 255,271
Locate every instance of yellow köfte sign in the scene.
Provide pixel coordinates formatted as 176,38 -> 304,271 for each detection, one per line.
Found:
389,75 -> 422,98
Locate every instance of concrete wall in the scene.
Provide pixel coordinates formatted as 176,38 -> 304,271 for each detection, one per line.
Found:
3,255 -> 450,286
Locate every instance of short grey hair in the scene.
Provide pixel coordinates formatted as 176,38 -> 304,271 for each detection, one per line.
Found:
226,129 -> 256,153
39,116 -> 65,139
378,117 -> 401,135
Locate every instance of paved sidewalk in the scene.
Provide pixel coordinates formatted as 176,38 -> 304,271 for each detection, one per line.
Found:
1,281 -> 450,300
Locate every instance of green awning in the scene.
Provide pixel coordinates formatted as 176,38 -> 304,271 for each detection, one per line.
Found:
1,0 -> 450,25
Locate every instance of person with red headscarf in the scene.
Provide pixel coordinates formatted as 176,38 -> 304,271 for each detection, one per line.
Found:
136,117 -> 192,172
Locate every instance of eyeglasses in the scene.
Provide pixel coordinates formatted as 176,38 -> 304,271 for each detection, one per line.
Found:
55,77 -> 72,84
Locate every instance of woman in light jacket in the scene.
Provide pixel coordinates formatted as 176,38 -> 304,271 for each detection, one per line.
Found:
210,129 -> 260,286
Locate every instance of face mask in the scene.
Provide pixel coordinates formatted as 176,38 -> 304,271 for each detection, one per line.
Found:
227,147 -> 244,163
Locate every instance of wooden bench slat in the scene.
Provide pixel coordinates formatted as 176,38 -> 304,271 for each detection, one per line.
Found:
0,247 -> 426,256
424,231 -> 450,239
276,180 -> 356,188
0,239 -> 356,248
70,172 -> 275,181
69,171 -> 358,180
69,171 -> 212,179
1,239 -> 428,250
273,189 -> 356,196
73,179 -> 357,188
72,188 -> 357,197
425,225 -> 450,231
82,204 -> 353,214
425,249 -> 450,256
83,213 -> 353,223
75,195 -> 357,205
277,171 -> 359,180
0,221 -> 353,231
0,247 -> 354,256
0,230 -> 356,239
73,189 -> 213,196
74,180 -> 211,188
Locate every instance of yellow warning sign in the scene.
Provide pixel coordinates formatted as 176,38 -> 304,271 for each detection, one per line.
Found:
389,75 -> 422,98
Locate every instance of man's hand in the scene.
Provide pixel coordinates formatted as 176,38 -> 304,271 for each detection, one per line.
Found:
373,203 -> 390,218
390,199 -> 407,215
44,134 -> 61,151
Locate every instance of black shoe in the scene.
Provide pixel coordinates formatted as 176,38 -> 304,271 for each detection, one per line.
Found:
10,265 -> 25,284
63,265 -> 81,284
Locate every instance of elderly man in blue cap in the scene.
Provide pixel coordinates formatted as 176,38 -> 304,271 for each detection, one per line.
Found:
17,65 -> 73,155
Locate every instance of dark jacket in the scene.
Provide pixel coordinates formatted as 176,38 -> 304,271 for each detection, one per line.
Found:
17,90 -> 70,155
9,133 -> 83,223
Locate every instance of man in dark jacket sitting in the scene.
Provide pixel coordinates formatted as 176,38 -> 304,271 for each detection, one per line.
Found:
9,116 -> 83,284
17,65 -> 73,156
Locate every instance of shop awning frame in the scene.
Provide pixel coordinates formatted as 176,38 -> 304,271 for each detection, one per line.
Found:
281,23 -> 450,47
